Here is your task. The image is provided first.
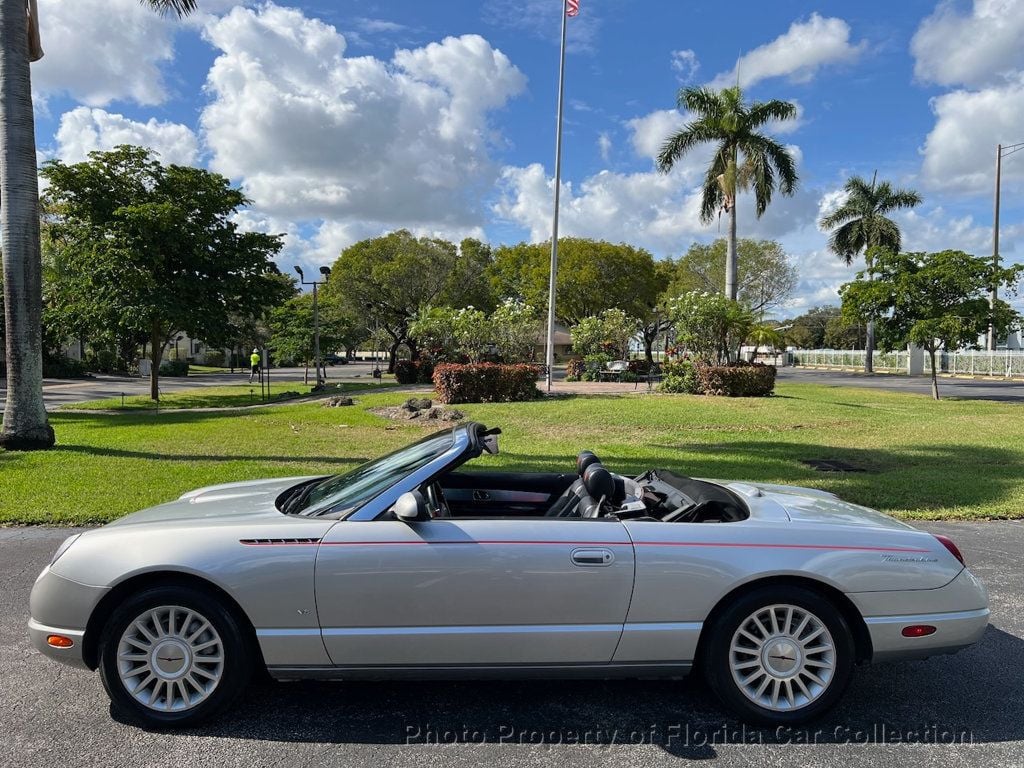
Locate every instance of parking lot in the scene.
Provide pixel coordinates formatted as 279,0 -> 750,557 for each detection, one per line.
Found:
1,521 -> 1021,767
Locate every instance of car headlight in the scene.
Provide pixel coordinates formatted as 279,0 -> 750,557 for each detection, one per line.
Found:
51,534 -> 81,565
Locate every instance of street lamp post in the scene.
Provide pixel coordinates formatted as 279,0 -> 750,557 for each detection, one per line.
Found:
988,141 -> 1024,350
294,265 -> 332,387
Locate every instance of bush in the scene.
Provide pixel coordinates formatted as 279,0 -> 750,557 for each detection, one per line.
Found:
660,359 -> 701,394
203,350 -> 226,367
83,348 -> 118,374
627,359 -> 652,376
433,363 -> 541,404
565,357 -> 585,381
581,352 -> 611,382
694,362 -> 776,397
159,359 -> 189,377
394,359 -> 434,385
43,355 -> 89,379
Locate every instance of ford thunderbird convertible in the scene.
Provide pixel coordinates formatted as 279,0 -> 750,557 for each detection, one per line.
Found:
30,422 -> 988,727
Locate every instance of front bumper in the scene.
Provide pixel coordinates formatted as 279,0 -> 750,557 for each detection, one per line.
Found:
28,565 -> 109,670
27,619 -> 89,669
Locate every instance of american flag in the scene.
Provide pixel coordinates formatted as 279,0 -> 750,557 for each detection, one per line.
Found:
566,0 -> 579,17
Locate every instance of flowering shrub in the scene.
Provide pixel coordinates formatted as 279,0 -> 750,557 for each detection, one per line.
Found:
433,363 -> 542,404
565,357 -> 586,381
666,291 -> 754,364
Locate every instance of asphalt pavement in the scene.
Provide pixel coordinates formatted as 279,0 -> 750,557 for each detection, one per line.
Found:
780,367 -> 1024,401
1,521 -> 1021,767
0,363 -> 384,411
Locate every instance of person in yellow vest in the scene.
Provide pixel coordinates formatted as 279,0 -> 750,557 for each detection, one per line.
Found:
248,348 -> 261,383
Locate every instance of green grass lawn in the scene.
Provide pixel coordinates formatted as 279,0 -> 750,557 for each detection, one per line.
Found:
2,381 -> 1022,524
61,381 -> 394,411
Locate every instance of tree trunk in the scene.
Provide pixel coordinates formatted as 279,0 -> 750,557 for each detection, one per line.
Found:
0,0 -> 53,449
387,340 -> 400,374
149,324 -> 163,401
643,334 -> 654,365
864,252 -> 875,374
725,200 -> 738,301
303,357 -> 309,386
929,348 -> 940,400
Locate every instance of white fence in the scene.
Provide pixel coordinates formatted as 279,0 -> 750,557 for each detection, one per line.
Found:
789,349 -> 910,374
791,348 -> 1024,378
927,349 -> 1024,378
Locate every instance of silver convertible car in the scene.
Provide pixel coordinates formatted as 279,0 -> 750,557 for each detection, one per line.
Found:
30,422 -> 988,728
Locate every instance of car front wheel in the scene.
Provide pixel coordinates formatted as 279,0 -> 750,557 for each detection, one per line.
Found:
703,586 -> 854,725
98,585 -> 252,728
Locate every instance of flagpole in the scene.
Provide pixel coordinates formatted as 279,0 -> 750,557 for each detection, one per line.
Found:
545,0 -> 569,393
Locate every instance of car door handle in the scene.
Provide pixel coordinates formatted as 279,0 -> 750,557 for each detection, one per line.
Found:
571,548 -> 615,566
472,490 -> 490,501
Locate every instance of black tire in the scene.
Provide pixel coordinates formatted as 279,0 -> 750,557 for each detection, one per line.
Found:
702,585 -> 854,726
98,585 -> 252,728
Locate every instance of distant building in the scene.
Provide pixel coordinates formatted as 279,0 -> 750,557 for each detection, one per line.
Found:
531,323 -> 573,361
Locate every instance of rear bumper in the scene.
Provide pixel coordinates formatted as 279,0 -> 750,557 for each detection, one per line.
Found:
850,568 -> 989,662
865,607 -> 989,661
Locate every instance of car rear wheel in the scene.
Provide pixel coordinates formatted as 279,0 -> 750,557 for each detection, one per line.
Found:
98,586 -> 251,728
703,586 -> 854,725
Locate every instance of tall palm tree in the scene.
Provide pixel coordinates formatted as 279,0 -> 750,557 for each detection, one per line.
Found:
0,0 -> 196,450
657,85 -> 799,302
819,172 -> 922,373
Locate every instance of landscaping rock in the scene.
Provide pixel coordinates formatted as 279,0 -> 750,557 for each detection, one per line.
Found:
404,397 -> 433,411
323,396 -> 354,407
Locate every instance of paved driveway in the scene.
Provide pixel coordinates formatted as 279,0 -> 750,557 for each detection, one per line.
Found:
1,521 -> 1021,767
781,367 -> 1024,401
0,363 -> 383,411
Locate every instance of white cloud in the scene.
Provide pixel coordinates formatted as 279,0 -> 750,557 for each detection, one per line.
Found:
912,0 -> 1024,88
32,0 -> 178,106
200,3 -> 526,233
597,132 -> 612,162
920,75 -> 1024,193
54,107 -> 199,166
670,49 -> 699,83
627,109 -> 688,161
708,13 -> 865,89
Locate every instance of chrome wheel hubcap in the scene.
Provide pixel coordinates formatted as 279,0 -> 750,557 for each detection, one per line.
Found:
729,604 -> 836,712
116,605 -> 224,712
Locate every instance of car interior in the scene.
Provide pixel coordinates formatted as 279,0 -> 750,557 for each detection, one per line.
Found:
430,450 -> 749,523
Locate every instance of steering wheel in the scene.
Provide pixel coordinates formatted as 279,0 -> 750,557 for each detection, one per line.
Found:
425,482 -> 451,518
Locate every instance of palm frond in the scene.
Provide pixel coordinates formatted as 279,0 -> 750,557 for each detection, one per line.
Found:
142,0 -> 198,18
747,99 -> 798,128
829,220 -> 864,265
656,120 -> 719,173
678,87 -> 725,118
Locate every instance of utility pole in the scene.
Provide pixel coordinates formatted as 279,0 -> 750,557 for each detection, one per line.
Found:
294,265 -> 332,387
989,141 -> 1024,351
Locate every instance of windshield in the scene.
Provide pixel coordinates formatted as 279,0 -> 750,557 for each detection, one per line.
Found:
294,429 -> 456,516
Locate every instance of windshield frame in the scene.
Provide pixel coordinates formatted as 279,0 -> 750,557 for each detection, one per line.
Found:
299,422 -> 485,520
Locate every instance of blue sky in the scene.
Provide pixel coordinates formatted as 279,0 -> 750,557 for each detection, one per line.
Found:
29,0 -> 1024,314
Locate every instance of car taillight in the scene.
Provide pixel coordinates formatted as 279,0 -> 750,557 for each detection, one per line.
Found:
934,534 -> 965,567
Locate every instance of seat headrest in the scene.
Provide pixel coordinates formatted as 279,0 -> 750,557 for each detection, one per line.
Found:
582,464 -> 615,502
577,451 -> 600,476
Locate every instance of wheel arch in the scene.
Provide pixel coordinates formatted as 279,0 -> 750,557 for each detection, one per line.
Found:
82,570 -> 265,672
695,575 -> 873,666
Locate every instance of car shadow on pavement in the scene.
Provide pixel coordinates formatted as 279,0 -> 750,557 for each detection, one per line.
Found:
143,625 -> 1023,759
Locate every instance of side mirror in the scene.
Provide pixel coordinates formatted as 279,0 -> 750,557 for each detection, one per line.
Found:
393,490 -> 429,522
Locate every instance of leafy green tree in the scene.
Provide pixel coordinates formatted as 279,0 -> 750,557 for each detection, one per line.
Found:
1,0 -> 197,449
41,145 -> 286,400
492,238 -> 659,325
440,238 -> 498,313
570,309 -> 639,360
327,230 -> 459,372
268,291 -> 362,382
819,172 -> 922,372
638,259 -> 675,364
670,238 -> 796,315
667,291 -> 754,365
840,249 -> 1022,399
489,300 -> 541,362
657,86 -> 798,302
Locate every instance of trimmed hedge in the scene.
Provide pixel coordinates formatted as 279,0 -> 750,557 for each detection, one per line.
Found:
433,363 -> 542,404
394,359 -> 434,385
694,362 -> 776,397
660,360 -> 776,396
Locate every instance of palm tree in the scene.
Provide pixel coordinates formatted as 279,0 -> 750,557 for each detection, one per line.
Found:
657,86 -> 799,302
0,0 -> 196,450
818,172 -> 922,373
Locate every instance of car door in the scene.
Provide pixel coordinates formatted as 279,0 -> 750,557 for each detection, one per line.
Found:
314,517 -> 635,667
440,471 -> 577,517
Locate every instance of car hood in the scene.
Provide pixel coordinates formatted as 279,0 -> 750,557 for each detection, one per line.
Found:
725,481 -> 917,531
103,476 -> 323,528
